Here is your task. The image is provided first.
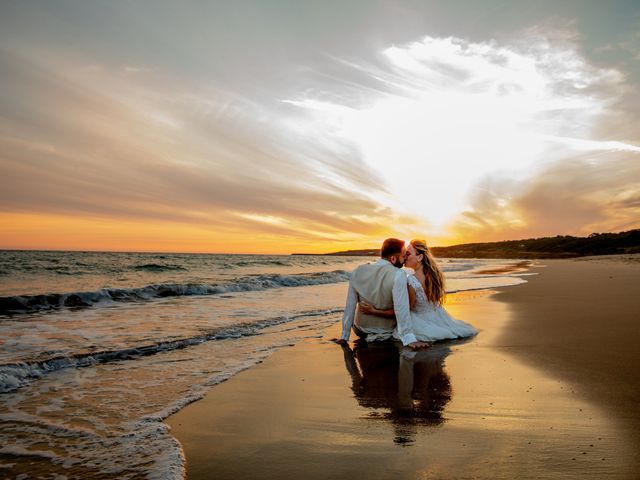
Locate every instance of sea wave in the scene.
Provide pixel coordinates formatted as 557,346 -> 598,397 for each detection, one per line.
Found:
132,263 -> 188,272
235,259 -> 292,267
0,307 -> 341,393
0,270 -> 350,316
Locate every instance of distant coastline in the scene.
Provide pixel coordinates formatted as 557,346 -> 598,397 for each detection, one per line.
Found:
292,229 -> 640,259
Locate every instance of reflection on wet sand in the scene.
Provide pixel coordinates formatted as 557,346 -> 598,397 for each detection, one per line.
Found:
341,340 -> 470,445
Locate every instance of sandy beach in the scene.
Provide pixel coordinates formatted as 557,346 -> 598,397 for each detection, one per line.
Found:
167,257 -> 640,479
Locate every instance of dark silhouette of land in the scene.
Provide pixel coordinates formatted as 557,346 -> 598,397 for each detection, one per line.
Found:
293,229 -> 640,258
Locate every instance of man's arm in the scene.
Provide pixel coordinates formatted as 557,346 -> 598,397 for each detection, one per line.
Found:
392,269 -> 418,346
358,301 -> 395,318
338,280 -> 359,343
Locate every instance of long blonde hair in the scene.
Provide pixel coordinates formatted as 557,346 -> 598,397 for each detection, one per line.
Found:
411,239 -> 446,305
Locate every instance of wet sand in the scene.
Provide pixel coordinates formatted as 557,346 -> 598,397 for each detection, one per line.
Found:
493,257 -> 640,466
167,257 -> 639,479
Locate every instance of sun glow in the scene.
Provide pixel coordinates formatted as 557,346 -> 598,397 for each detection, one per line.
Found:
286,35 -> 630,234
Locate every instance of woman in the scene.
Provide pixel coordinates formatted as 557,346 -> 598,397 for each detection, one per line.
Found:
360,239 -> 477,342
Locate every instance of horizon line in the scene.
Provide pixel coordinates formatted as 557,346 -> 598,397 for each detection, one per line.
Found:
1,229 -> 634,256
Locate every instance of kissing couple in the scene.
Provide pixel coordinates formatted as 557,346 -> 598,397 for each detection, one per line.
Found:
335,238 -> 477,350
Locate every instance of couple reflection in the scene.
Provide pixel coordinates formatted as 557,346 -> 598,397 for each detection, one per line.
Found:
340,340 -> 460,445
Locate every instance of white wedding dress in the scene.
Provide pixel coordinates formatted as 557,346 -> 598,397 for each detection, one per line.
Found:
397,274 -> 478,342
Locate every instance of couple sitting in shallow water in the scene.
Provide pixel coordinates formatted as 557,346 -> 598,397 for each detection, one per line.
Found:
336,238 -> 477,350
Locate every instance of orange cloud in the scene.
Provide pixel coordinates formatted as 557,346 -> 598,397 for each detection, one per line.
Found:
445,151 -> 640,244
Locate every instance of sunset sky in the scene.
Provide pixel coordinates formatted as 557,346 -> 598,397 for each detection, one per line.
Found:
1,0 -> 639,254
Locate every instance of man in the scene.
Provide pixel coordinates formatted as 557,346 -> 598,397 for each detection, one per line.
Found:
335,238 -> 430,350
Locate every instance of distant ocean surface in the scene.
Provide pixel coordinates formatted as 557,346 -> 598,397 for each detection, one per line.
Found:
0,250 -> 530,478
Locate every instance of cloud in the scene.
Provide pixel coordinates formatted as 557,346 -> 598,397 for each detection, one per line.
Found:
285,31 -> 638,240
447,150 -> 640,242
0,47 -> 406,248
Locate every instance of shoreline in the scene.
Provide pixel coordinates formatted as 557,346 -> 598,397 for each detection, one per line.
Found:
167,257 -> 639,479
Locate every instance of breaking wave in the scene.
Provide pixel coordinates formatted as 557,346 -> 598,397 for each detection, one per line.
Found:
0,270 -> 350,316
132,263 -> 188,272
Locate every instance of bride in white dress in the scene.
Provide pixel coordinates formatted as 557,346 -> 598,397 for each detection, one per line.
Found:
360,239 -> 477,343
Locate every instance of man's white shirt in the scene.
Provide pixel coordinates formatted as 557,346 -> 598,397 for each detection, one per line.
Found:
340,259 -> 417,346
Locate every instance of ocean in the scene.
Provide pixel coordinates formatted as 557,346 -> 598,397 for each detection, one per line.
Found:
0,250 -> 530,478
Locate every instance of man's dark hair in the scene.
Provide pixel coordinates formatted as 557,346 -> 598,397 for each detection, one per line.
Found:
380,238 -> 405,258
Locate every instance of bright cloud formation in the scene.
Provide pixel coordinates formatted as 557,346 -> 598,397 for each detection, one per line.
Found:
286,34 -> 639,236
